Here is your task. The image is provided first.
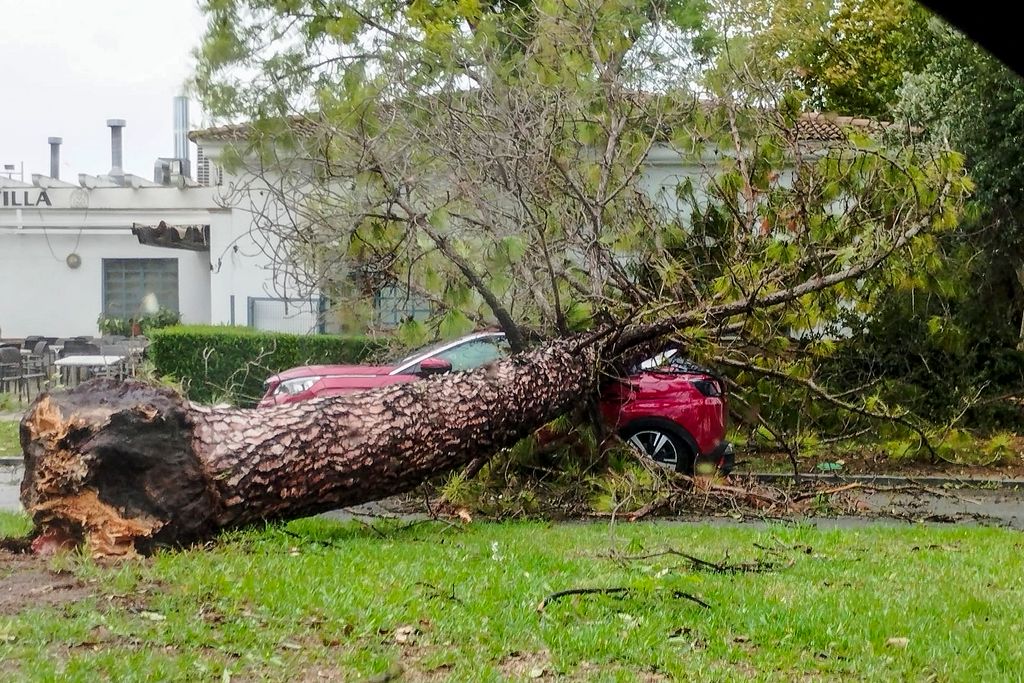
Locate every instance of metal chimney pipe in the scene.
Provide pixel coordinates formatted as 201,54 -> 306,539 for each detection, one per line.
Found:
173,96 -> 190,176
106,119 -> 126,178
47,137 -> 62,179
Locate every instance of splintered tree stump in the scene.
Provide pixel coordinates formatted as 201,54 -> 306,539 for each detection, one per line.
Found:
20,339 -> 598,557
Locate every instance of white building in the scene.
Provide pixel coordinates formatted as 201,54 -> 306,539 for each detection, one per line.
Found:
1,103 -> 857,340
0,101 -> 322,339
0,178 -> 216,338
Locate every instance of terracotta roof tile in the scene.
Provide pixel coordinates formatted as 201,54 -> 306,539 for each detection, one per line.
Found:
190,111 -> 896,144
188,115 -> 317,142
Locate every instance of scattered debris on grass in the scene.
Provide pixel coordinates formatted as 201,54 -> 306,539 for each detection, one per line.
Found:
537,586 -> 710,612
602,547 -> 786,574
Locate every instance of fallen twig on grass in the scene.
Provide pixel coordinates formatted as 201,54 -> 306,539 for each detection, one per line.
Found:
626,496 -> 671,521
537,587 -> 630,611
603,548 -> 785,574
415,581 -> 465,605
670,591 -> 713,609
793,483 -> 864,502
754,541 -> 813,556
537,586 -> 711,612
276,528 -> 348,551
351,517 -> 389,538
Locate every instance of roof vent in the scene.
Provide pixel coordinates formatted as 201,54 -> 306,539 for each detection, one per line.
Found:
48,137 -> 62,179
107,119 -> 126,181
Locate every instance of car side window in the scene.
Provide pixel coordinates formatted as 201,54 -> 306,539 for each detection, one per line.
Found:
435,337 -> 509,372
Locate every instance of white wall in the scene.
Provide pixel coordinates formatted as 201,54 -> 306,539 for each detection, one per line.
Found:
0,185 -> 217,339
0,232 -> 209,338
208,208 -> 315,327
202,147 -> 321,330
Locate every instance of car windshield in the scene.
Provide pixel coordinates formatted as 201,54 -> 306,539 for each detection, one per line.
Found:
387,333 -> 508,370
386,339 -> 453,367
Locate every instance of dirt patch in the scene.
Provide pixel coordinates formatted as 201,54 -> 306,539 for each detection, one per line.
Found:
397,644 -> 453,682
286,645 -> 451,683
571,660 -> 669,681
0,550 -> 92,614
499,650 -> 553,679
292,665 -> 349,682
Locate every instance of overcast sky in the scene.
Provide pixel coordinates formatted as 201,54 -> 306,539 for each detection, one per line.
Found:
0,0 -> 207,183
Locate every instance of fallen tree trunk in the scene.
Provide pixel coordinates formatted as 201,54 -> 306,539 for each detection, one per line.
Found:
20,338 -> 599,556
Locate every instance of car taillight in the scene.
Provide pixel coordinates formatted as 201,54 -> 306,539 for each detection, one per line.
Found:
691,378 -> 721,397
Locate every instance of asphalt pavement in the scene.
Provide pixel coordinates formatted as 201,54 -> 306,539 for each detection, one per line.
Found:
2,464 -> 1023,529
0,467 -> 21,512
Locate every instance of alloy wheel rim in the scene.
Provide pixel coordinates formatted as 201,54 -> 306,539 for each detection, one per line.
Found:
627,430 -> 678,464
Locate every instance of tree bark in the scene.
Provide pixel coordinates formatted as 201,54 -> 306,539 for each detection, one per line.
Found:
20,338 -> 598,557
1016,265 -> 1024,351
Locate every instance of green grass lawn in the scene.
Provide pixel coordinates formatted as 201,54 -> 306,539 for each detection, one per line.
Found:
0,514 -> 1021,681
0,421 -> 19,458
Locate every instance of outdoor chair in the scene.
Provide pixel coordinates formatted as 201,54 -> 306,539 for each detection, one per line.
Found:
22,341 -> 50,396
22,335 -> 42,351
95,345 -> 129,380
0,347 -> 25,400
124,339 -> 147,377
60,342 -> 100,358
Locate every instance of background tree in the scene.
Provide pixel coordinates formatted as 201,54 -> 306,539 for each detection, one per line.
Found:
879,19 -> 1024,426
799,15 -> 1024,435
702,0 -> 931,117
708,1 -> 1024,440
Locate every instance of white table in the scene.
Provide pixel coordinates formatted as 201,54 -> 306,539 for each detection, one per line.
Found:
55,355 -> 126,385
55,355 -> 125,368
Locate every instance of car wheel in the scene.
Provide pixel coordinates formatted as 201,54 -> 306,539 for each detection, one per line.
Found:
621,425 -> 696,474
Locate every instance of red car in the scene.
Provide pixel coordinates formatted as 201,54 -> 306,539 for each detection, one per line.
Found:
258,331 -> 733,474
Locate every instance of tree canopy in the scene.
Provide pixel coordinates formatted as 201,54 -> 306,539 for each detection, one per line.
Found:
714,0 -> 931,117
192,0 -> 971,457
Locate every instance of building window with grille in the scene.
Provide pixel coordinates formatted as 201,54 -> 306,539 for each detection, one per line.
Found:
375,284 -> 432,328
247,297 -> 324,334
102,258 -> 179,318
196,145 -> 210,186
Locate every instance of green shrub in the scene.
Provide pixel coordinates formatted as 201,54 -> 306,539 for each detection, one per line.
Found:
148,325 -> 387,406
98,308 -> 182,336
139,308 -> 183,333
97,315 -> 132,336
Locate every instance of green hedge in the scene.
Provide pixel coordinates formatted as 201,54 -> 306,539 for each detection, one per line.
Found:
149,325 -> 387,406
